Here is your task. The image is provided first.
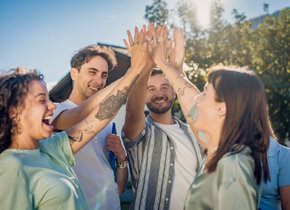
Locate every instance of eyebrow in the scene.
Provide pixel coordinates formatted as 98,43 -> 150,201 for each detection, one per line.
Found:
161,84 -> 170,87
88,68 -> 108,75
34,93 -> 46,98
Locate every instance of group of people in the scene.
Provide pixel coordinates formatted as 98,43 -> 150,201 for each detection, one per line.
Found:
0,23 -> 289,210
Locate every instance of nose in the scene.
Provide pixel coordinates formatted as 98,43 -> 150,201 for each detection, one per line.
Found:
47,100 -> 56,111
93,75 -> 105,87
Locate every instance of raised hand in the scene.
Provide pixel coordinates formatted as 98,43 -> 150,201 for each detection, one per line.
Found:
141,23 -> 156,69
148,24 -> 171,70
123,27 -> 148,71
170,27 -> 186,74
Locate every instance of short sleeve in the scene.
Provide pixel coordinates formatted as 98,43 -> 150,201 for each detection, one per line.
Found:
39,131 -> 75,166
0,156 -> 32,209
278,146 -> 290,187
122,123 -> 148,150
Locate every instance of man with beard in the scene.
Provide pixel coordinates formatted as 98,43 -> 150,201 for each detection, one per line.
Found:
122,69 -> 203,210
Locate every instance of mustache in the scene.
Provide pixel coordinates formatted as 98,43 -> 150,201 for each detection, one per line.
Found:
151,96 -> 168,102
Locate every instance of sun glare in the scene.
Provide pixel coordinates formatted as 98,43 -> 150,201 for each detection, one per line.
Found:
190,0 -> 227,28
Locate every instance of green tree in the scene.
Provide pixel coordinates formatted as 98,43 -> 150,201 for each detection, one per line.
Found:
251,9 -> 290,144
144,0 -> 169,26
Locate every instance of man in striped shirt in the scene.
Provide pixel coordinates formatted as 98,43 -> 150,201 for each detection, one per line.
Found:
122,67 -> 203,210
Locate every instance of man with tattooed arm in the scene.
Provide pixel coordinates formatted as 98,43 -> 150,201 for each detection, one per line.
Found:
51,34 -> 147,209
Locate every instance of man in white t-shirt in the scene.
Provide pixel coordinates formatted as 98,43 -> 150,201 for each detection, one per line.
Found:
122,66 -> 203,209
51,45 -> 128,210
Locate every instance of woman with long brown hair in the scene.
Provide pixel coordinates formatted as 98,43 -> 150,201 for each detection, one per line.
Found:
148,26 -> 271,209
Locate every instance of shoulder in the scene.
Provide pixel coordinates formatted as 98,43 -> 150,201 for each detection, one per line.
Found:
217,147 -> 255,183
39,132 -> 68,153
268,138 -> 290,165
0,151 -> 24,175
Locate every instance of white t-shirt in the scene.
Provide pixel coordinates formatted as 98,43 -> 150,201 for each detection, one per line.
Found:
51,99 -> 120,210
156,122 -> 198,210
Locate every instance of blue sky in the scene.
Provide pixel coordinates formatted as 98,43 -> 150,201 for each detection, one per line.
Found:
0,0 -> 288,87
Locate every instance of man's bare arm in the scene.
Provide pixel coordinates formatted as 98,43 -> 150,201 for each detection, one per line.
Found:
52,78 -> 121,130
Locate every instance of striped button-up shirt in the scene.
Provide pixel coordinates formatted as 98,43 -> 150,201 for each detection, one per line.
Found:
122,115 -> 203,210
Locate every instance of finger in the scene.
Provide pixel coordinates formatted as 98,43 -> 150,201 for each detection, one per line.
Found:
148,41 -> 153,54
164,27 -> 169,43
127,30 -> 134,46
139,28 -> 145,43
142,42 -> 148,53
123,39 -> 130,50
152,26 -> 157,44
167,38 -> 173,50
134,26 -> 140,42
147,23 -> 153,41
156,26 -> 162,39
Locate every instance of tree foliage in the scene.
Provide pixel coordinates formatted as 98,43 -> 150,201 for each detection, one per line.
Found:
144,1 -> 289,144
144,0 -> 169,26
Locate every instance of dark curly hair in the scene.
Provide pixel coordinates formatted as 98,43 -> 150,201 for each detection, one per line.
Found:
205,65 -> 272,184
70,45 -> 117,72
0,68 -> 43,153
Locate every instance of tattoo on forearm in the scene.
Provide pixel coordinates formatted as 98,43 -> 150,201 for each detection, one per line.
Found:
95,74 -> 139,120
68,119 -> 93,145
177,81 -> 194,96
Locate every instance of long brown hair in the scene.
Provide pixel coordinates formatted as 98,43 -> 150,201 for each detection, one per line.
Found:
205,66 -> 272,184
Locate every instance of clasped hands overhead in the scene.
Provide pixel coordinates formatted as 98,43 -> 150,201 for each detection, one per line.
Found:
123,23 -> 185,73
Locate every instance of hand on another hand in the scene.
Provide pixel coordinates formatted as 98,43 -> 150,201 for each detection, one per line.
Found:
148,24 -> 171,70
123,27 -> 148,72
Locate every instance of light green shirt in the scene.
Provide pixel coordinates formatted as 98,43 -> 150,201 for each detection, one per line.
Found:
184,146 -> 258,210
0,132 -> 89,210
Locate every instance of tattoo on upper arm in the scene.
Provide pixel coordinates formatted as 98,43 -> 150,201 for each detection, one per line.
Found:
95,74 -> 139,120
68,119 -> 93,145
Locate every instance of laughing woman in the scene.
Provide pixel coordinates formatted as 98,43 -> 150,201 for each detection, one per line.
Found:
148,26 -> 271,209
0,29 -> 148,210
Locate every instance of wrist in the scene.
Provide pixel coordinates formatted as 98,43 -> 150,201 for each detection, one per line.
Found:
116,158 -> 128,169
116,155 -> 126,163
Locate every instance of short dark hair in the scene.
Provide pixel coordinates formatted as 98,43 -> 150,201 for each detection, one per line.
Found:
0,68 -> 43,153
151,68 -> 163,76
70,45 -> 117,71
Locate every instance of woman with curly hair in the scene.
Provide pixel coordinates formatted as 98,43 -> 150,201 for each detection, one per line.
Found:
0,30 -> 148,210
148,26 -> 271,209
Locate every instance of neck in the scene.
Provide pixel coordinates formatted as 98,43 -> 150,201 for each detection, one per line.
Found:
150,110 -> 175,125
69,88 -> 87,105
9,134 -> 39,150
203,130 -> 221,163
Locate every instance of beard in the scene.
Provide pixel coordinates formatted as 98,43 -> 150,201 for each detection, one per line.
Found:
146,96 -> 174,114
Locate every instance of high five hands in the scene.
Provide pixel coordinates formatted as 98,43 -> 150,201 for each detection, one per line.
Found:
124,23 -> 185,74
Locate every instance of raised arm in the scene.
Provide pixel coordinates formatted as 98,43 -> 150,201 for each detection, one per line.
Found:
149,26 -> 206,149
123,24 -> 157,140
66,27 -> 148,154
52,77 -> 121,130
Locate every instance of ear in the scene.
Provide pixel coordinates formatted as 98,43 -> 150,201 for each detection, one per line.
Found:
70,68 -> 79,82
216,102 -> 226,117
9,106 -> 17,119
